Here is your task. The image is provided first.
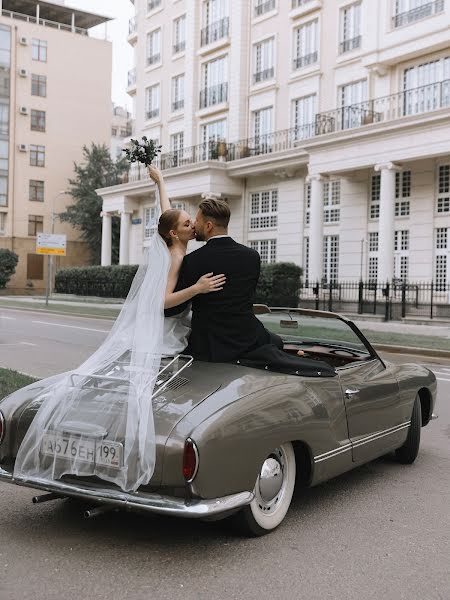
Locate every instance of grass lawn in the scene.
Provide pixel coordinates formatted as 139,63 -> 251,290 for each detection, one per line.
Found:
0,368 -> 38,399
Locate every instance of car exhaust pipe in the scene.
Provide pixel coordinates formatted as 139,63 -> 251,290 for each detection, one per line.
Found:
83,505 -> 117,519
32,492 -> 61,504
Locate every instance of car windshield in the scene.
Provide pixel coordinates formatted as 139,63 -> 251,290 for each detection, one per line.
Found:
256,311 -> 372,357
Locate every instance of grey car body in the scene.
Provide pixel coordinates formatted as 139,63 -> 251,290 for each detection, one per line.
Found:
0,309 -> 437,535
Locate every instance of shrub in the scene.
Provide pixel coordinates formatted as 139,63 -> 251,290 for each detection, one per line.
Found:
0,249 -> 19,289
255,262 -> 302,308
55,265 -> 138,298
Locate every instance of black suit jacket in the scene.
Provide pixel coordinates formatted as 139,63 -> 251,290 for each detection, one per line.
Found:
165,237 -> 268,362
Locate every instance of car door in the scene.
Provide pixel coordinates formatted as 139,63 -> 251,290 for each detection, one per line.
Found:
338,357 -> 403,464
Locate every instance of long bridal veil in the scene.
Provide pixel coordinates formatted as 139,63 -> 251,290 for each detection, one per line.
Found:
14,189 -> 171,492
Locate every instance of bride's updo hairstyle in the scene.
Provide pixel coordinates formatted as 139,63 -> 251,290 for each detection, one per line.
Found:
158,209 -> 182,247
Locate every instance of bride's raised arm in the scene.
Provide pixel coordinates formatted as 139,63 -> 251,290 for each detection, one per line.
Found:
148,164 -> 171,214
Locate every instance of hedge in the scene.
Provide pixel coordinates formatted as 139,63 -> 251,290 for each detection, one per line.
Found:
0,249 -> 19,289
55,261 -> 303,306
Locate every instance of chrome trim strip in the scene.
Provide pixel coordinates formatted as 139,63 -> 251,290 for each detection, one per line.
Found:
0,468 -> 253,518
184,437 -> 199,484
314,443 -> 352,463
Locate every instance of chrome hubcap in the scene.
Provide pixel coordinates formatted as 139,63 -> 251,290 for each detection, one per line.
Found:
255,447 -> 286,513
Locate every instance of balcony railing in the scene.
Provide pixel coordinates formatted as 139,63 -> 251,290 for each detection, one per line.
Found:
292,0 -> 314,8
172,99 -> 185,111
146,108 -> 160,120
147,0 -> 161,11
127,68 -> 136,87
173,40 -> 186,54
147,53 -> 161,66
128,16 -> 137,35
200,16 -> 230,46
339,35 -> 361,54
393,0 -> 444,27
1,8 -> 88,35
199,82 -> 228,109
254,0 -> 276,17
253,67 -> 275,84
111,80 -> 450,184
293,51 -> 318,70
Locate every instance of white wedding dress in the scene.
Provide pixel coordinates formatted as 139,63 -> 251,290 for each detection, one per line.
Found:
162,305 -> 192,356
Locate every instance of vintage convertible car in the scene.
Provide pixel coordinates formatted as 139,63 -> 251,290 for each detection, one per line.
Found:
0,308 -> 437,536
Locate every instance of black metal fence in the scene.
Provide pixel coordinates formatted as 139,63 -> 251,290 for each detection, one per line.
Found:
299,281 -> 450,321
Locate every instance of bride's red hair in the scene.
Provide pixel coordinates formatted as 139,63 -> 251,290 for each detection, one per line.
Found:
158,209 -> 182,247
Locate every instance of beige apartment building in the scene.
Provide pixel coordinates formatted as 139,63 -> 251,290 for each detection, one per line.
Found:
111,103 -> 133,162
0,0 -> 112,292
98,0 -> 450,287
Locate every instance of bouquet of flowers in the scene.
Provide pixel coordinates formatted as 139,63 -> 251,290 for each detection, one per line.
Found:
123,136 -> 162,166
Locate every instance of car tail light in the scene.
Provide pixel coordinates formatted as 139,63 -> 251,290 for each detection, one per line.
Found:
0,411 -> 5,445
182,438 -> 199,482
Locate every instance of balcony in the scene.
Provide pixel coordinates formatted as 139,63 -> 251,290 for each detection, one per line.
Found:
393,0 -> 444,28
146,108 -> 160,120
292,0 -> 314,7
147,0 -> 161,12
173,40 -> 186,54
200,16 -> 230,47
339,35 -> 361,54
147,53 -> 161,67
293,51 -> 318,70
254,0 -> 276,18
1,8 -> 88,35
253,67 -> 275,84
127,68 -> 136,88
199,82 -> 228,109
129,17 -> 137,35
172,99 -> 185,112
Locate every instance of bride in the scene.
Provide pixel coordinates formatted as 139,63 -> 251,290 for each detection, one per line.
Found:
148,164 -> 226,356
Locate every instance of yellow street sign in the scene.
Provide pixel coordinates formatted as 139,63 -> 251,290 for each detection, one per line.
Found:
36,247 -> 66,256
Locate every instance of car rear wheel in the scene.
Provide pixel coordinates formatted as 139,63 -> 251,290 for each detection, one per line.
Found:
234,442 -> 296,537
395,395 -> 421,464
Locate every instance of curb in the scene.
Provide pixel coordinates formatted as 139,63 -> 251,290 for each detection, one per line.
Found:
373,343 -> 450,359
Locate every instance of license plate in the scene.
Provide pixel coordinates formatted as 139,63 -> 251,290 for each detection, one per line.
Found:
42,434 -> 123,469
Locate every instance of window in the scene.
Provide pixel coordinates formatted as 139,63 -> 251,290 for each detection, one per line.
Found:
323,235 -> 339,283
144,207 -> 157,239
0,212 -> 5,234
323,180 -> 340,223
200,56 -> 228,108
340,79 -> 368,129
293,19 -> 318,70
340,3 -> 361,54
30,145 -> 45,167
304,182 -> 311,225
31,109 -> 46,132
201,118 -> 227,158
0,139 -> 8,171
435,227 -> 448,288
173,15 -> 186,54
28,214 -> 43,236
253,37 -> 275,84
304,236 -> 309,284
112,127 -> 118,136
145,84 -> 160,120
0,101 -> 9,135
250,239 -> 277,264
393,0 -> 444,28
394,230 -> 409,281
172,73 -> 185,111
201,0 -> 229,46
395,171 -> 411,217
31,74 -> 47,97
293,94 -> 316,140
26,253 -> 44,280
0,175 -> 7,206
370,174 -> 380,219
403,57 -> 450,116
368,232 -> 379,281
368,256 -> 378,281
171,201 -> 186,210
148,0 -> 162,12
29,180 -> 44,202
252,107 -> 273,152
250,190 -> 278,229
254,0 -> 276,17
437,165 -> 450,213
32,39 -> 47,62
146,29 -> 161,66
170,132 -> 184,166
0,25 -> 11,67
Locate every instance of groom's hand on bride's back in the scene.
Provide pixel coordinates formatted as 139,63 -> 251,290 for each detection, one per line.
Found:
194,272 -> 226,295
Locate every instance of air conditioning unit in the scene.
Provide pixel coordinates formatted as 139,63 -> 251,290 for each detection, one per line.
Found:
18,144 -> 28,152
19,106 -> 28,115
19,36 -> 28,46
19,68 -> 28,78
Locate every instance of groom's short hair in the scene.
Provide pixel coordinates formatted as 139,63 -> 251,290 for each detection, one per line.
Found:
199,197 -> 230,228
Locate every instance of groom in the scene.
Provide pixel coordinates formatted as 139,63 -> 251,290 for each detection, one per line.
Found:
166,197 -> 335,376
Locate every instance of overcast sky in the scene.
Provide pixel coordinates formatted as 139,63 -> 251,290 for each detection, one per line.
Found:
67,0 -> 134,112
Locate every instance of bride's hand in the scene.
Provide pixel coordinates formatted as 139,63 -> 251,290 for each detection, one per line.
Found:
148,164 -> 163,185
195,273 -> 226,294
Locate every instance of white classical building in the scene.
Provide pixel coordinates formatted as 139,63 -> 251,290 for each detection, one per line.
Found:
97,0 -> 450,285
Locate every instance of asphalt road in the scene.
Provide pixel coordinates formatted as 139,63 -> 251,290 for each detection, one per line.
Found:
0,308 -> 449,600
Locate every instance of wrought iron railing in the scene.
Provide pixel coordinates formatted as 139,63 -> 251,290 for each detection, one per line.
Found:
226,125 -> 315,160
128,16 -> 137,35
173,40 -> 186,54
147,0 -> 161,11
1,8 -> 88,35
127,68 -> 136,88
293,51 -> 318,70
200,16 -> 230,46
172,99 -> 184,112
393,0 -> 444,28
199,82 -> 228,108
146,108 -> 159,120
255,0 -> 276,17
339,35 -> 361,54
147,53 -> 161,66
253,67 -> 275,84
291,0 -> 315,8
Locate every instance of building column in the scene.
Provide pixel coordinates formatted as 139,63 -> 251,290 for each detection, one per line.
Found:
375,162 -> 400,283
119,210 -> 132,265
101,212 -> 112,266
307,174 -> 325,283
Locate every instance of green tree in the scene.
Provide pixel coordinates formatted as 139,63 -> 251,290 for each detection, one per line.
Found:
59,143 -> 129,264
0,249 -> 19,288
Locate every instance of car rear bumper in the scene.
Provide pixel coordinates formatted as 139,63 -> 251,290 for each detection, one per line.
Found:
0,467 -> 253,518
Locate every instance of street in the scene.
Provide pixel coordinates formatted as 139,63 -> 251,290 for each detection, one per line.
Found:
0,308 -> 449,600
